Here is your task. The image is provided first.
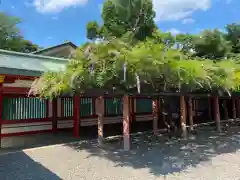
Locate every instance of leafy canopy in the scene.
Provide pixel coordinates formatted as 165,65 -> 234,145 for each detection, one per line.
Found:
0,12 -> 38,53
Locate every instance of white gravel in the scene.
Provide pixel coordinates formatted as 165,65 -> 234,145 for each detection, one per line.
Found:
1,126 -> 240,180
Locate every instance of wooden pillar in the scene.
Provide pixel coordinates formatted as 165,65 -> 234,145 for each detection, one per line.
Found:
97,96 -> 104,145
208,97 -> 212,120
123,95 -> 130,151
180,96 -> 187,138
0,76 -> 5,147
152,98 -> 160,135
237,98 -> 240,118
223,99 -> 228,120
232,97 -> 236,119
188,97 -> 194,132
131,97 -> 135,122
73,95 -> 80,137
213,96 -> 221,132
0,83 -> 3,147
52,98 -> 57,132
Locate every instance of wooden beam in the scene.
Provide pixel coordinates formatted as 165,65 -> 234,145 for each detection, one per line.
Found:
73,95 -> 80,137
213,96 -> 221,132
97,96 -> 104,146
152,98 -> 160,135
123,95 -> 130,151
180,96 -> 187,138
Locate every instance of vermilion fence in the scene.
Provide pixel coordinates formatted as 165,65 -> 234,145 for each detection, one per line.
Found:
1,95 -> 155,123
1,94 -> 219,137
2,94 -> 49,123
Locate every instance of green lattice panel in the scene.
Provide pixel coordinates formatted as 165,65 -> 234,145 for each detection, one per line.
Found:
62,97 -> 95,117
80,98 -> 94,117
3,97 -> 47,120
104,98 -> 122,115
62,98 -> 73,117
136,99 -> 152,113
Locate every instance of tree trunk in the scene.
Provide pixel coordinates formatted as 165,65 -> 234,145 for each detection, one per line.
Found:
213,96 -> 221,132
180,96 -> 187,138
188,97 -> 194,132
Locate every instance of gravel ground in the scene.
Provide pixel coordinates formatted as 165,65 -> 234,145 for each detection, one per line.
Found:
1,126 -> 240,180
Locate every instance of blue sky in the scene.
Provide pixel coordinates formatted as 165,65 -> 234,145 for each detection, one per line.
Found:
0,0 -> 239,48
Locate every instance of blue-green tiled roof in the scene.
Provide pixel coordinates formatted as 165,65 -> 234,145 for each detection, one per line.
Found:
0,49 -> 69,76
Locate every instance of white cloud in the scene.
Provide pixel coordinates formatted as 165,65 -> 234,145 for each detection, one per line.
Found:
153,0 -> 211,22
167,28 -> 181,35
182,18 -> 195,24
34,0 -> 88,13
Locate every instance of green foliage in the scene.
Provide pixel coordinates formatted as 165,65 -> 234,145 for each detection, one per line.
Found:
30,1 -> 240,98
86,21 -> 100,40
175,33 -> 195,54
86,0 -> 156,42
225,23 -> 240,54
0,12 -> 38,53
192,29 -> 231,59
31,38 -> 240,98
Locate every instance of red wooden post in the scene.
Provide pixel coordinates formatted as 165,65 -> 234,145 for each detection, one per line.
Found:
123,95 -> 130,150
52,98 -> 57,132
97,96 -> 104,145
0,83 -> 3,147
73,95 -> 80,137
152,98 -> 160,135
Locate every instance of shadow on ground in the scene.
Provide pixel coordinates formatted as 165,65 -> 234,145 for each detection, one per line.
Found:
65,123 -> 240,177
0,151 -> 62,180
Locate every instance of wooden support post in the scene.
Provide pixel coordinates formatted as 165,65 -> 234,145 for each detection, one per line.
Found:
232,98 -> 236,119
97,96 -> 104,146
131,97 -> 135,122
0,83 -> 3,147
0,76 -> 5,147
152,98 -> 160,135
193,99 -> 197,122
180,96 -> 187,138
208,97 -> 212,120
237,98 -> 240,119
223,99 -> 228,120
52,98 -> 57,132
213,96 -> 221,132
188,97 -> 194,132
73,95 -> 80,137
123,95 -> 130,151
